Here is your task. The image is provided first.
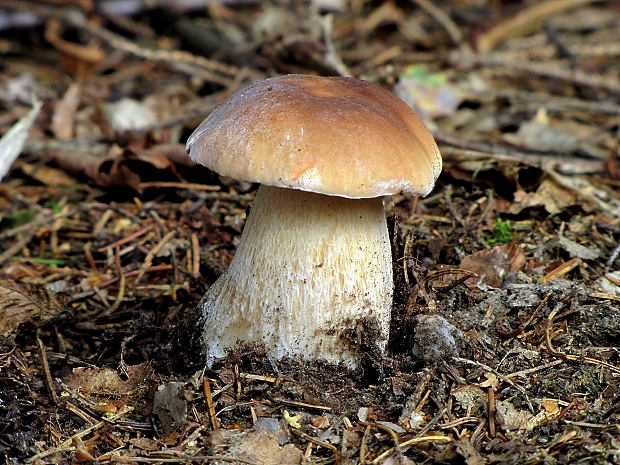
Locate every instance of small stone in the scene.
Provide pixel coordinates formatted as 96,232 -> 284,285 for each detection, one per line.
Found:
412,314 -> 466,365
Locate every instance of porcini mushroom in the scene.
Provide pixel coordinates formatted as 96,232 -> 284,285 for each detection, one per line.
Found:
186,74 -> 441,367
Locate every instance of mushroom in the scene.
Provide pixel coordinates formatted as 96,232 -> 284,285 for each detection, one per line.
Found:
186,74 -> 441,367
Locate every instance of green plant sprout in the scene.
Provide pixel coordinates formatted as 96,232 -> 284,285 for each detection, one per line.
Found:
487,218 -> 515,245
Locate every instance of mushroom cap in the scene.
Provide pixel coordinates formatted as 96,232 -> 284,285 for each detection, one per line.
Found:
186,74 -> 442,198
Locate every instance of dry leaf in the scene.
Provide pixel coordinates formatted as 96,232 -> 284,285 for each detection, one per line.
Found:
541,399 -> 561,416
152,382 -> 187,436
509,179 -> 577,215
455,439 -> 487,465
52,82 -> 81,140
129,437 -> 161,452
0,96 -> 42,182
558,232 -> 601,260
460,243 -> 526,288
20,163 -> 78,187
51,146 -> 182,192
506,116 -> 578,152
452,385 -> 487,416
312,415 -> 330,429
495,400 -> 534,430
209,430 -> 302,465
67,363 -> 151,400
479,372 -> 499,390
0,279 -> 66,337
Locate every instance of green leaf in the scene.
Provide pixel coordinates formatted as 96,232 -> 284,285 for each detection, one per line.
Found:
13,257 -> 67,267
0,209 -> 36,230
46,201 -> 62,214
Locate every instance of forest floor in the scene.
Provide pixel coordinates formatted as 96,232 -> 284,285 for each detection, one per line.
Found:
0,1 -> 619,464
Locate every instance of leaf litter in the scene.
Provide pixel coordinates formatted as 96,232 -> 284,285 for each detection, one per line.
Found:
0,1 -> 619,464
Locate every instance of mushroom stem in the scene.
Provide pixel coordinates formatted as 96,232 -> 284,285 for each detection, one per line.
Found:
200,184 -> 393,367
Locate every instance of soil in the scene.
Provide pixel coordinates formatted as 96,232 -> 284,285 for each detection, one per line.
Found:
0,1 -> 619,464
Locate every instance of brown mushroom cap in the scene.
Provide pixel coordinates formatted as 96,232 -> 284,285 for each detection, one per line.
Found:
186,74 -> 442,199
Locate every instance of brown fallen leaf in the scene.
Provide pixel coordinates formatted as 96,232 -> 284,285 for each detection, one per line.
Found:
52,82 -> 81,140
509,179 -> 577,216
51,145 -> 183,192
208,429 -> 302,465
460,243 -> 526,288
152,382 -> 188,436
20,163 -> 79,187
67,363 -> 151,401
0,279 -> 66,337
455,439 -> 487,465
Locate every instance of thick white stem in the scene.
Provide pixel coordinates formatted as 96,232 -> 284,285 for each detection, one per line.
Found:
200,185 -> 393,367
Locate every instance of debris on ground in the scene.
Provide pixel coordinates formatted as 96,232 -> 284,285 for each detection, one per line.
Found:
0,1 -> 619,464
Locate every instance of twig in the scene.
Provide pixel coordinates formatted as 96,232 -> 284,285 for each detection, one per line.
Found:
191,233 -> 201,276
274,398 -> 332,412
0,209 -> 75,266
202,378 -> 219,430
543,318 -> 566,358
240,373 -> 278,383
487,387 -> 496,437
65,401 -> 98,425
37,338 -> 59,405
0,229 -> 39,267
289,428 -> 340,460
132,230 -> 177,287
138,182 -> 220,191
27,406 -> 134,462
505,359 -> 564,379
435,129 -> 572,158
62,10 -> 238,83
450,49 -> 620,93
543,23 -> 579,68
497,291 -> 552,340
453,357 -> 534,412
359,424 -> 371,465
96,224 -> 155,253
98,456 -> 260,464
371,435 -> 452,464
359,421 -> 403,465
556,398 -> 578,421
415,389 -> 432,413
413,407 -> 447,440
98,252 -> 126,317
439,417 -> 482,429
26,446 -> 77,463
409,0 -> 462,45
565,354 -> 620,375
0,209 -> 74,240
562,420 -> 617,429
465,87 -> 620,116
441,146 -> 605,177
476,0 -> 599,53
605,241 -> 620,269
322,14 -> 352,77
470,420 -> 487,447
541,258 -> 582,283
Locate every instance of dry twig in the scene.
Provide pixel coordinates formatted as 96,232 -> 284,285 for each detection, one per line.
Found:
36,337 -> 59,405
409,0 -> 462,45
